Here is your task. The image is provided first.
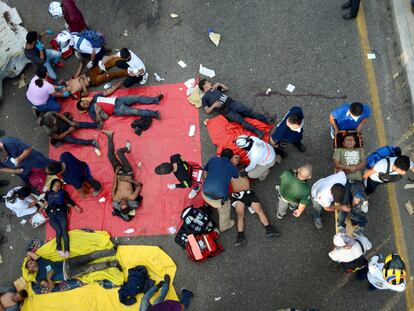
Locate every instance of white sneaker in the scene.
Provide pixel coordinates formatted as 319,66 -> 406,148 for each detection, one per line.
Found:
140,72 -> 149,85
188,188 -> 199,199
98,60 -> 106,72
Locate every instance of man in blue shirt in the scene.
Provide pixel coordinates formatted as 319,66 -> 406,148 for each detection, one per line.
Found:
202,148 -> 239,232
0,137 -> 53,184
46,151 -> 102,198
329,102 -> 371,138
270,106 -> 305,159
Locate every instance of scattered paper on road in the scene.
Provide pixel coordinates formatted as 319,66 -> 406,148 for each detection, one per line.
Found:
178,60 -> 187,68
20,219 -> 27,225
124,228 -> 135,234
184,78 -> 195,89
199,64 -> 215,78
154,73 -> 165,81
170,13 -> 178,18
404,184 -> 414,190
98,197 -> 106,203
367,53 -> 376,60
265,88 -> 271,95
286,84 -> 295,92
248,206 -> 256,214
167,226 -> 177,234
214,297 -> 221,301
405,200 -> 413,216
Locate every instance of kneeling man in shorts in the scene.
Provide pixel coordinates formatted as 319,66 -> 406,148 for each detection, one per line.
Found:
230,154 -> 280,246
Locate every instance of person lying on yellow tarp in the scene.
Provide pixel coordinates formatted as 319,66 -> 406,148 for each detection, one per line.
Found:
25,247 -> 120,290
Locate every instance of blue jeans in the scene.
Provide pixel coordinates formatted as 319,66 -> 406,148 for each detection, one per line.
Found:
34,96 -> 61,113
114,96 -> 159,118
61,121 -> 98,146
48,209 -> 70,252
44,49 -> 62,80
139,281 -> 169,311
312,199 -> 323,220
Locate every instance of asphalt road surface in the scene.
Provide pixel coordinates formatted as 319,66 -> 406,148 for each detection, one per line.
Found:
0,0 -> 413,310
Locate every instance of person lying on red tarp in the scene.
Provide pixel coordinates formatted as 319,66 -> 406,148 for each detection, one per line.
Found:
103,130 -> 142,221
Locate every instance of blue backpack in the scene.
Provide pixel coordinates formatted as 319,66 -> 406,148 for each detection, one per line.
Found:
366,146 -> 401,168
74,29 -> 105,49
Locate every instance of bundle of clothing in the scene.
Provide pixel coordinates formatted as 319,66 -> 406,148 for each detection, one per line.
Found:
131,117 -> 153,136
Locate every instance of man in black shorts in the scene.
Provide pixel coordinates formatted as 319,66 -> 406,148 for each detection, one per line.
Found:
155,154 -> 201,199
199,79 -> 273,138
230,154 -> 280,246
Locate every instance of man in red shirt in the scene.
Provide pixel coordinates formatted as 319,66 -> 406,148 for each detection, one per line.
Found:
48,0 -> 87,33
76,85 -> 163,121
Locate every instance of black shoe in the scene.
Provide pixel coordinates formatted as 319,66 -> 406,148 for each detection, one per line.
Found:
294,142 -> 306,152
343,13 -> 357,19
342,2 -> 351,9
0,180 -> 9,187
155,111 -> 161,120
277,149 -> 288,159
0,130 -> 5,137
235,232 -> 246,246
181,288 -> 194,298
157,93 -> 164,101
164,274 -> 171,285
265,225 -> 281,238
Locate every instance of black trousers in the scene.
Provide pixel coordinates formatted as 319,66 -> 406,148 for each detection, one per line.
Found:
365,177 -> 382,195
107,134 -> 133,175
115,60 -> 144,88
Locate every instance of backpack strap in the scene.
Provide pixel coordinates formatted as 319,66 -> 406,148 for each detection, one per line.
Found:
355,238 -> 365,254
385,158 -> 391,174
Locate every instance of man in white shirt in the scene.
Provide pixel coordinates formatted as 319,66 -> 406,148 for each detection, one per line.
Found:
115,48 -> 149,88
311,171 -> 349,229
363,155 -> 410,194
329,232 -> 371,276
72,33 -> 107,78
234,135 -> 276,181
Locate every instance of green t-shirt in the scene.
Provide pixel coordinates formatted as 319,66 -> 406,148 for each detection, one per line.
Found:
332,148 -> 365,181
279,169 -> 311,206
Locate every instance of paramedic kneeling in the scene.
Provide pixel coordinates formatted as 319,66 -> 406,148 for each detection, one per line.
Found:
202,149 -> 239,232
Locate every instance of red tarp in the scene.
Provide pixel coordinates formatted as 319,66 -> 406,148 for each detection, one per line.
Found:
205,115 -> 273,164
47,83 -> 203,238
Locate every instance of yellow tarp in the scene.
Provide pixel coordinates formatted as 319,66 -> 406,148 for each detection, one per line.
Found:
21,230 -> 178,311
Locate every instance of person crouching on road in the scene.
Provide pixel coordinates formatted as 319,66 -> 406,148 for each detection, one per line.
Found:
201,148 -> 239,232
234,135 -> 276,181
230,154 -> 280,246
367,253 -> 407,292
329,232 -> 371,279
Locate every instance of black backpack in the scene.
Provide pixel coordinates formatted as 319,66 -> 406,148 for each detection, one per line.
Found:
174,205 -> 216,248
378,158 -> 403,183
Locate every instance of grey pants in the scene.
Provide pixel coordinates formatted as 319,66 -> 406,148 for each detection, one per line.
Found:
312,199 -> 323,220
65,248 -> 117,279
277,194 -> 299,217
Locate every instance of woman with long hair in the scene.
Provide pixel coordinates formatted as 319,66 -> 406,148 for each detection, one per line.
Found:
44,178 -> 82,258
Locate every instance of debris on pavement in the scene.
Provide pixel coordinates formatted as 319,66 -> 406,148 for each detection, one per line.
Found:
208,28 -> 221,46
98,197 -> 106,203
103,83 -> 112,89
404,184 -> 414,190
20,219 -> 27,225
178,60 -> 187,68
188,124 -> 196,137
5,225 -> 11,233
367,53 -> 376,60
265,88 -> 271,95
167,226 -> 177,234
199,64 -> 215,78
170,13 -> 178,18
123,29 -> 128,37
154,73 -> 165,81
214,297 -> 221,301
286,84 -> 295,93
405,200 -> 413,216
